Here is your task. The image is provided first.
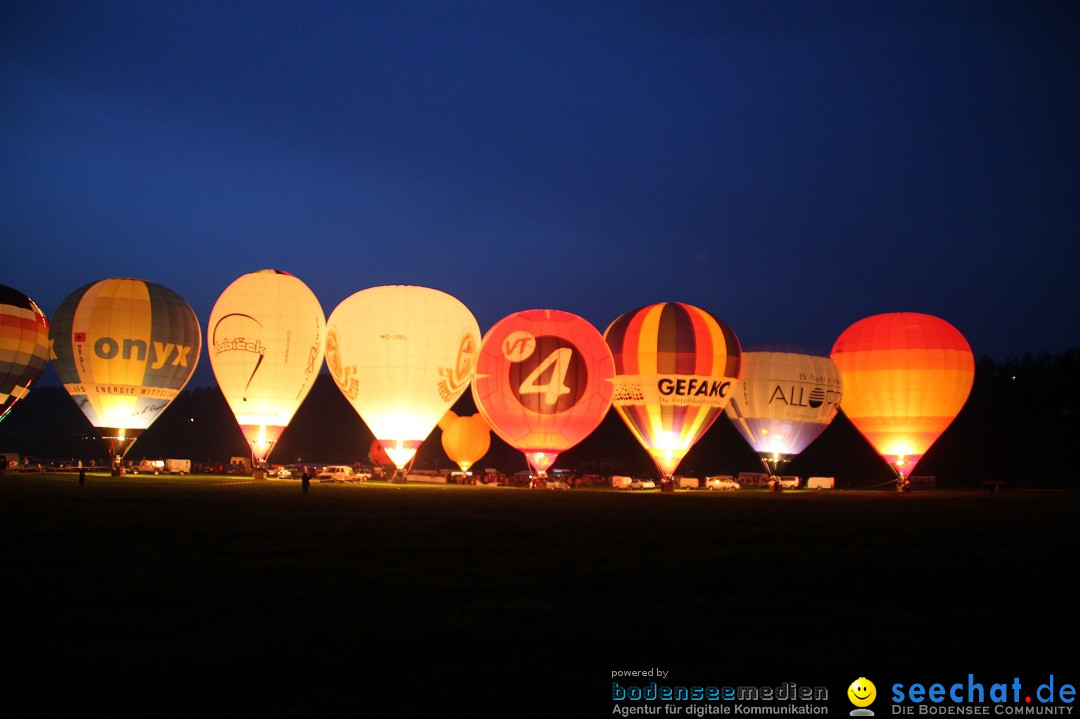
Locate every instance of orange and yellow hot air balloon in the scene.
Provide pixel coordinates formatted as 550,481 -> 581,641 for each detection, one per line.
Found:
49,278 -> 202,465
440,413 -> 491,473
604,302 -> 741,482
831,312 -> 974,486
0,284 -> 50,423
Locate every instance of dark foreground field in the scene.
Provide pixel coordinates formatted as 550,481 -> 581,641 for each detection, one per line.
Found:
2,474 -> 1075,716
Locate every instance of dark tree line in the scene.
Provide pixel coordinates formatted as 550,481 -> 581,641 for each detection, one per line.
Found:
2,349 -> 1077,487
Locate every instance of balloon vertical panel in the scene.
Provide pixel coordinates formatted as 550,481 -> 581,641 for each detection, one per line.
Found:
0,284 -> 50,422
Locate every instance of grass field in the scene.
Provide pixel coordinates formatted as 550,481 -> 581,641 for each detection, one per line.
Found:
2,474 -> 1075,716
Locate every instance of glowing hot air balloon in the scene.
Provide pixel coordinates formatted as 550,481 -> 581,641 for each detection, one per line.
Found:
50,278 -> 202,466
724,343 -> 842,476
831,312 -> 974,488
0,284 -> 50,423
208,270 -> 325,469
326,285 -> 479,480
472,309 -> 614,478
604,302 -> 741,483
441,413 -> 491,473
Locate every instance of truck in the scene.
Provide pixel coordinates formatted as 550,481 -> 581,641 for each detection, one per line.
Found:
132,459 -> 165,474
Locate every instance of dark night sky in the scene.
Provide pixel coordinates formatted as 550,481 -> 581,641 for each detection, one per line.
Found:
3,1 -> 1078,387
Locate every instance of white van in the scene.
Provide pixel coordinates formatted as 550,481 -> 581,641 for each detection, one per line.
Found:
806,476 -> 835,489
611,475 -> 633,489
316,465 -> 359,482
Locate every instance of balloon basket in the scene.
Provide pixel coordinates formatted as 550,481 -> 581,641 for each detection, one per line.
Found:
660,479 -> 674,493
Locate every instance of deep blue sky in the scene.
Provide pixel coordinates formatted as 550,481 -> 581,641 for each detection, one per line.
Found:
4,1 -> 1077,387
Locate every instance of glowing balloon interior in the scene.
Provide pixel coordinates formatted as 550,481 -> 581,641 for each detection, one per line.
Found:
49,278 -> 202,460
604,302 -> 741,480
725,343 -> 842,474
208,270 -> 326,466
326,285 -> 479,474
0,284 -> 51,423
831,312 -> 974,480
440,413 -> 491,472
471,309 -> 614,477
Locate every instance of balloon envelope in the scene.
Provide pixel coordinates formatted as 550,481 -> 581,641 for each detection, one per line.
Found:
0,284 -> 50,422
604,302 -> 741,479
725,343 -> 842,463
471,309 -> 614,475
208,270 -> 326,464
831,312 -> 974,476
49,278 -> 202,457
440,413 -> 491,472
326,285 -> 480,470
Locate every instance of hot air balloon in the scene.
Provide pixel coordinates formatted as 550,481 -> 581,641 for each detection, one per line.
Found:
472,309 -> 614,479
438,409 -> 458,432
50,278 -> 202,469
208,270 -> 325,471
0,284 -> 50,423
831,312 -> 974,489
604,302 -> 741,485
326,285 -> 479,481
440,413 -> 491,473
724,343 -> 842,477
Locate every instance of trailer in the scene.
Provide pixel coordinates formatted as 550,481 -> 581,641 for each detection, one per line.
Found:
164,459 -> 191,475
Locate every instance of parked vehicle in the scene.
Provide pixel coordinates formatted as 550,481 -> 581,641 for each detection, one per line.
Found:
316,465 -> 363,482
705,476 -> 740,490
629,478 -> 656,490
164,459 -> 190,475
132,459 -> 165,475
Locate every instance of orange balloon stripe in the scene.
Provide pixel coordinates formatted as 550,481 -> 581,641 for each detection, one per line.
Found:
838,368 -> 974,419
831,347 -> 975,373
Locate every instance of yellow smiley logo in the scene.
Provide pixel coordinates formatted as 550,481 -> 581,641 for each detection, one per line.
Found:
848,677 -> 877,708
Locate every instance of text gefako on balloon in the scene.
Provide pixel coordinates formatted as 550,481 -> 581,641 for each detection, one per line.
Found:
49,278 -> 202,459
604,302 -> 741,480
471,309 -> 614,478
724,342 -> 842,473
0,284 -> 51,423
208,270 -> 326,466
831,312 -> 974,480
326,285 -> 480,473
